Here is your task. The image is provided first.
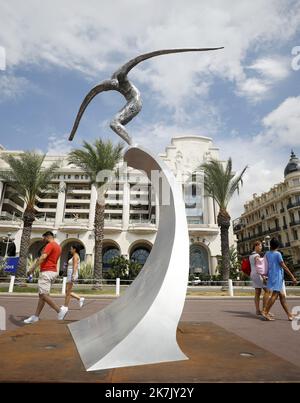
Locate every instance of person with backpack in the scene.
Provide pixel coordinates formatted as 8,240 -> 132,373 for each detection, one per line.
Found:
249,241 -> 270,316
262,238 -> 297,321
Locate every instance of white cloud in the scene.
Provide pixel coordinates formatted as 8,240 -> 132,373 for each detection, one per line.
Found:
0,0 -> 299,209
247,57 -> 290,80
0,74 -> 29,102
0,46 -> 6,71
258,96 -> 300,146
46,134 -> 73,156
218,95 -> 300,218
0,0 -> 299,111
237,56 -> 291,102
133,122 -> 199,152
236,77 -> 270,102
133,102 -> 222,153
218,135 -> 285,219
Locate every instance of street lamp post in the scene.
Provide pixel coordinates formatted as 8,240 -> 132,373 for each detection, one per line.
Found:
4,232 -> 14,258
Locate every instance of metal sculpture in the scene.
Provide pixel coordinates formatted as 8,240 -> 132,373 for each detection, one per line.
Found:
68,47 -> 223,371
68,47 -> 223,145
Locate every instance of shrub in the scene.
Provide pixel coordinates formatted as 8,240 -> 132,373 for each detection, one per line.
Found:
78,262 -> 94,280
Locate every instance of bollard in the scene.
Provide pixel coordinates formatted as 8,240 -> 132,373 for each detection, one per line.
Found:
8,275 -> 15,293
62,276 -> 67,295
228,279 -> 234,297
282,280 -> 287,297
0,306 -> 6,331
116,277 -> 120,297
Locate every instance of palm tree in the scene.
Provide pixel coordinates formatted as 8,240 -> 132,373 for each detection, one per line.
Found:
0,152 -> 59,277
201,158 -> 247,280
216,245 -> 242,280
68,139 -> 123,281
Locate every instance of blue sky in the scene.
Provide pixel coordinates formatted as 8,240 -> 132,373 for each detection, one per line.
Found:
0,0 -> 300,217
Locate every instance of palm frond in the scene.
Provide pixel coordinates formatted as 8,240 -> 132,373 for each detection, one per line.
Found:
0,152 -> 59,207
201,158 -> 247,210
68,139 -> 124,186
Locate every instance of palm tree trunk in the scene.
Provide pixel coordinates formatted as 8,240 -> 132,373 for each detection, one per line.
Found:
93,201 -> 105,281
217,209 -> 231,281
17,206 -> 35,277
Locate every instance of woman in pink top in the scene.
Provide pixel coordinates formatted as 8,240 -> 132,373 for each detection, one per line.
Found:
249,241 -> 270,316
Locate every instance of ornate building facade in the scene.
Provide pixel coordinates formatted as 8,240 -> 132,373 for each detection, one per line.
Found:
233,151 -> 300,273
0,136 -> 227,275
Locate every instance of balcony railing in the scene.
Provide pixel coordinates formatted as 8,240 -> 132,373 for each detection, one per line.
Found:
287,201 -> 300,209
129,218 -> 156,225
0,213 -> 22,222
233,224 -> 242,232
187,219 -> 204,225
104,219 -> 122,226
290,220 -> 300,227
268,226 -> 281,233
63,218 -> 89,223
34,213 -> 55,222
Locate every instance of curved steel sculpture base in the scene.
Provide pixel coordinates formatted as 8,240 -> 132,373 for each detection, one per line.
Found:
68,146 -> 189,371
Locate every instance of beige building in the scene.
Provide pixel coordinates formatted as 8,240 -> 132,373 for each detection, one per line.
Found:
233,151 -> 300,273
0,136 -> 229,276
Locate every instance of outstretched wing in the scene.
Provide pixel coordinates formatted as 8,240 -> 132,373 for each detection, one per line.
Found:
69,47 -> 224,141
113,47 -> 224,80
68,80 -> 116,141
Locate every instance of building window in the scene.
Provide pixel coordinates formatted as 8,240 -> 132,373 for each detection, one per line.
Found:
130,246 -> 150,266
293,229 -> 298,240
189,245 -> 209,274
103,247 -> 120,271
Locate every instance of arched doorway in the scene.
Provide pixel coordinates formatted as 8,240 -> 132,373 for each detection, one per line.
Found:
60,239 -> 86,272
0,240 -> 16,257
28,239 -> 45,260
129,241 -> 152,266
102,241 -> 121,272
189,244 -> 209,275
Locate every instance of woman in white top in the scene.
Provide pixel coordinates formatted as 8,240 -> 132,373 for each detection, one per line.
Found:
249,241 -> 270,316
62,245 -> 84,314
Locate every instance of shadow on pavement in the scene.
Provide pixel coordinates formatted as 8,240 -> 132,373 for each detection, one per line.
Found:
8,314 -> 26,328
223,310 -> 263,319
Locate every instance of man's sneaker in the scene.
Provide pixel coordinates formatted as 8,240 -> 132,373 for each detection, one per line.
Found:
79,297 -> 85,308
24,315 -> 39,324
57,306 -> 68,320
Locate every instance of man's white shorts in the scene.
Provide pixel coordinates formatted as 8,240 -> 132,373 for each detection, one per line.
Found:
38,271 -> 58,294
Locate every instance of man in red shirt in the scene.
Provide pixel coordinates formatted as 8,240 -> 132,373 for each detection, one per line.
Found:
24,231 -> 68,323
